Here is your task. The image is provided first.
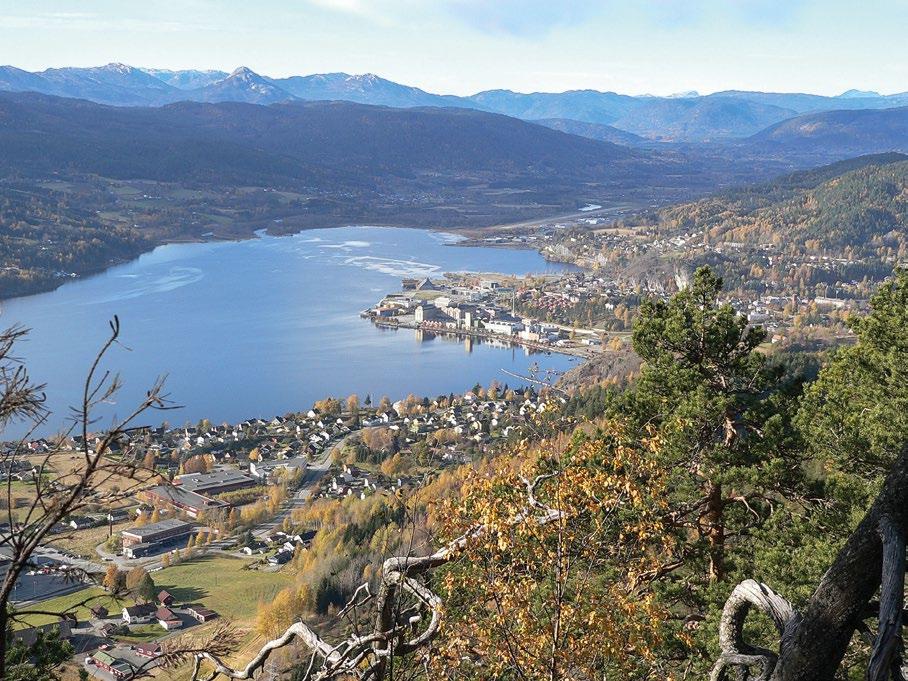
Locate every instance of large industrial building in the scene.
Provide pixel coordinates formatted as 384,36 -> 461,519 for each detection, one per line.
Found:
120,518 -> 194,558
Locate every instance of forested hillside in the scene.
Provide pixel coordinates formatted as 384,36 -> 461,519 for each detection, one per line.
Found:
0,92 -> 672,187
0,181 -> 151,297
746,106 -> 908,158
651,153 -> 908,253
163,266 -> 908,681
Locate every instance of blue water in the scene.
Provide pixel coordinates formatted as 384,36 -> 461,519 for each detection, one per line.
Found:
0,227 -> 580,438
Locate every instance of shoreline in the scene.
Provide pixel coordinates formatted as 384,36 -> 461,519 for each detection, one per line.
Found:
1,203 -> 605,303
366,317 -> 595,360
2,226 -> 590,440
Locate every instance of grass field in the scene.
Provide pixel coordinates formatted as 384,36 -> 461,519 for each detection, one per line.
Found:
14,586 -> 127,628
50,520 -> 134,559
18,556 -> 288,630
113,623 -> 162,643
153,555 -> 291,622
2,481 -> 41,525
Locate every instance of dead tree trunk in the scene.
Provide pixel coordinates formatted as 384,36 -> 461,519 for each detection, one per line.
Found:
713,444 -> 908,681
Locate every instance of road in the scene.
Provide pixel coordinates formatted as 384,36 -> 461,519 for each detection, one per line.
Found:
88,435 -> 352,569
251,433 -> 348,539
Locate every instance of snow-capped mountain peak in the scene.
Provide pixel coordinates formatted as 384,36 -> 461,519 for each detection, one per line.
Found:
103,62 -> 137,74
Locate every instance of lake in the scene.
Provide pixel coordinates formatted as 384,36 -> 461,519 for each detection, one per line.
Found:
0,226 -> 580,439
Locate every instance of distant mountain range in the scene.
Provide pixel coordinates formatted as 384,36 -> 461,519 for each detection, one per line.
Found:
532,119 -> 648,146
2,63 -> 908,142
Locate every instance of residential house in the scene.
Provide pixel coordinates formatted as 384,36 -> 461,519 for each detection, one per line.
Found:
186,604 -> 218,622
156,607 -> 182,630
89,605 -> 109,620
100,622 -> 119,638
268,549 -> 293,566
122,603 -> 157,624
135,642 -> 161,658
89,651 -> 134,679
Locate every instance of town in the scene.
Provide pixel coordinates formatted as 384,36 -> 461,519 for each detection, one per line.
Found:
429,206 -> 882,350
2,382 -> 561,679
362,273 -> 607,358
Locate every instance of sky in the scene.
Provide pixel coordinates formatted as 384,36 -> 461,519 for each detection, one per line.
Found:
0,0 -> 905,96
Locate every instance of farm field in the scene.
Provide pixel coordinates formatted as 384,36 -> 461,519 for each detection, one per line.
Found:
152,555 -> 290,622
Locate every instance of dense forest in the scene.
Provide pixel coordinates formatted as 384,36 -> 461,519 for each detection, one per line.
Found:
644,153 -> 908,254
0,181 -> 151,297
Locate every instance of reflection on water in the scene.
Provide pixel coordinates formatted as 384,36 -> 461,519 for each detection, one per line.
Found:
1,226 -> 579,438
414,329 -> 551,358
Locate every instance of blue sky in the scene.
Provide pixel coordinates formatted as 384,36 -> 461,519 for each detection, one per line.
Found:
0,0 -> 904,96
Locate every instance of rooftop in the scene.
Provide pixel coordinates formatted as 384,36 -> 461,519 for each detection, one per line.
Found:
175,468 -> 256,493
122,518 -> 193,539
147,484 -> 225,511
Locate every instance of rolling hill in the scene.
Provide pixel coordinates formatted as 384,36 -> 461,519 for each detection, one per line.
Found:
744,107 -> 908,160
531,118 -> 648,146
639,153 -> 908,252
467,89 -> 638,126
0,92 -> 690,192
610,96 -> 797,142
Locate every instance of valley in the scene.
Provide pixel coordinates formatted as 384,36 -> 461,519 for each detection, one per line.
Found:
0,18 -> 906,677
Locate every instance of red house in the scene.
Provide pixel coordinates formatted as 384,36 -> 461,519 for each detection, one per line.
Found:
135,642 -> 161,658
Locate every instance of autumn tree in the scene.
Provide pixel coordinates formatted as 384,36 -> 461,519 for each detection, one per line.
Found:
379,453 -> 411,477
314,397 -> 341,416
182,454 -> 210,474
125,566 -> 149,592
189,424 -> 680,681
361,427 -> 394,453
136,573 -> 157,603
433,424 -> 678,680
102,565 -> 123,593
255,586 -> 312,638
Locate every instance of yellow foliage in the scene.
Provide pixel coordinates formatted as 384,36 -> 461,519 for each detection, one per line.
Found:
430,421 -> 679,680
